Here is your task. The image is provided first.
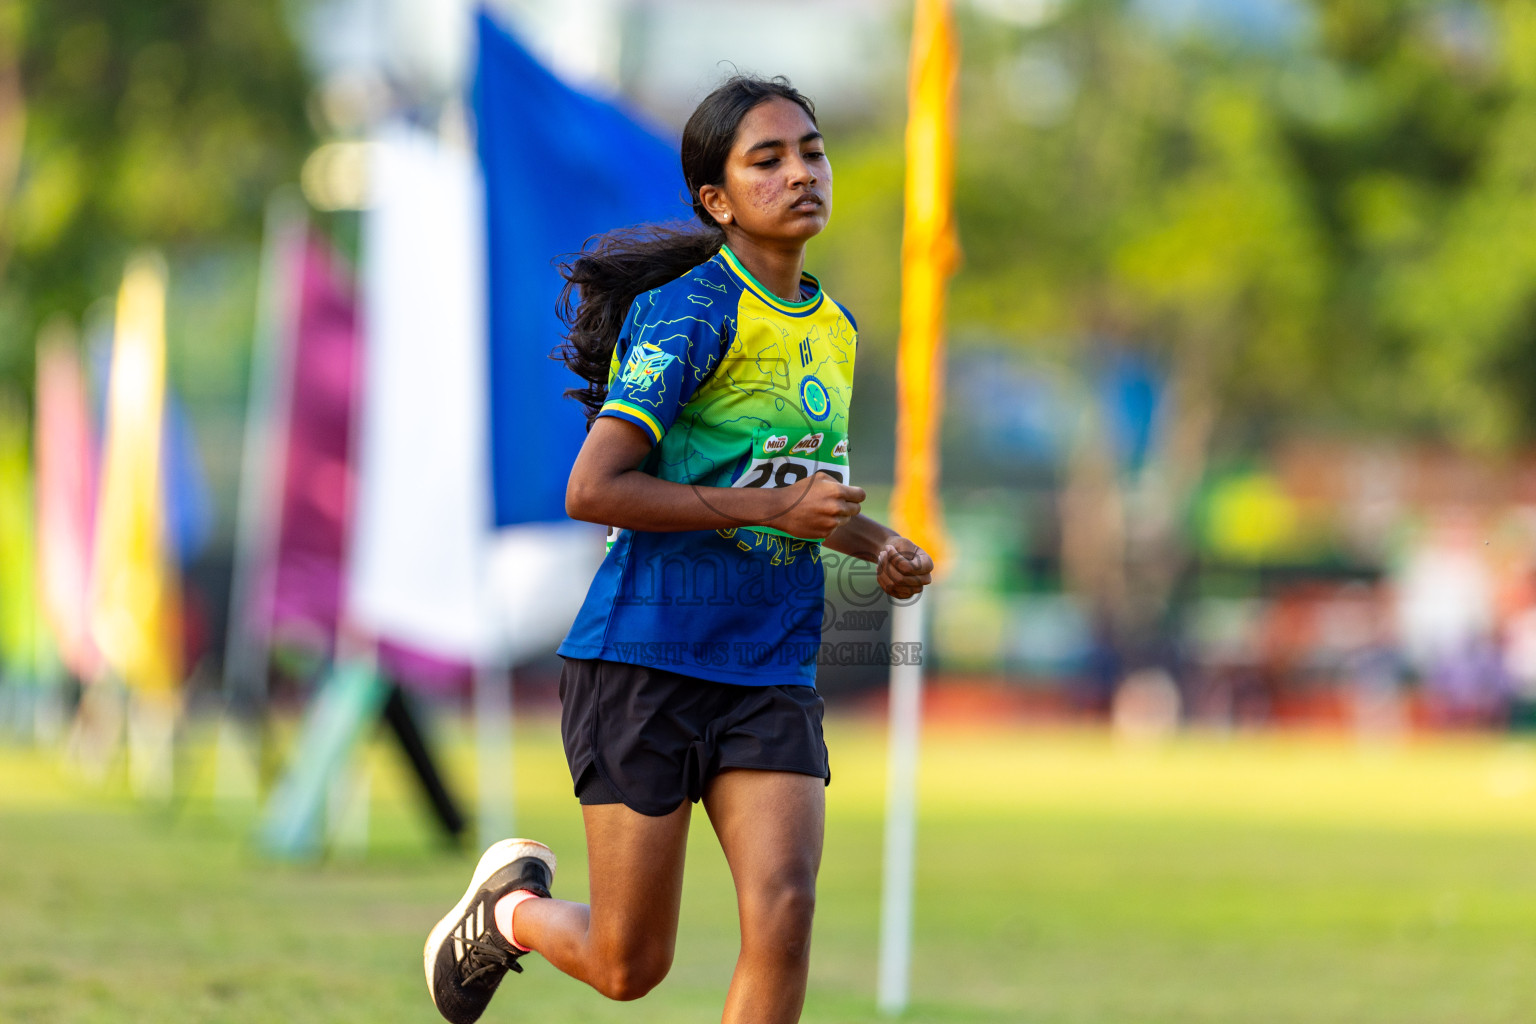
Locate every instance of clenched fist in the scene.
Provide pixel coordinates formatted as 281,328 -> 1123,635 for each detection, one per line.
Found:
764,472 -> 866,540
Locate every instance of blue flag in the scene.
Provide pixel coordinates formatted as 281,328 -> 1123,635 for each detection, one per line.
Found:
474,9 -> 688,526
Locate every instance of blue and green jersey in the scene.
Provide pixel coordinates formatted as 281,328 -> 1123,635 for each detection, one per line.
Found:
558,246 -> 858,687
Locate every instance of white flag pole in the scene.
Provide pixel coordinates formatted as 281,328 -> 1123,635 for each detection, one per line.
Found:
877,594 -> 926,1015
473,658 -> 514,848
221,191 -> 305,741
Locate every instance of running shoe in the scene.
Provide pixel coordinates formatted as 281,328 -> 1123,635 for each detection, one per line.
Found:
424,838 -> 557,1024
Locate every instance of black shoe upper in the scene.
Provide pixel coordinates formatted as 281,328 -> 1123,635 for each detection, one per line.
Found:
430,856 -> 554,1024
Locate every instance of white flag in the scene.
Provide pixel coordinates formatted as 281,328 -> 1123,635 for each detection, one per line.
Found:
348,125 -> 494,660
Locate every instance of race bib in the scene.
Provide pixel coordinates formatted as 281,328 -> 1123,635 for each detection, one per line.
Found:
731,427 -> 851,491
728,428 -> 852,542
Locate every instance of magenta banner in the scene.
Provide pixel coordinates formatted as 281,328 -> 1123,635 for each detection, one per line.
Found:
261,234 -> 471,693
265,236 -> 358,652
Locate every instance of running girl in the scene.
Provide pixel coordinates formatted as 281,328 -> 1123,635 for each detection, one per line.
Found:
426,74 -> 934,1024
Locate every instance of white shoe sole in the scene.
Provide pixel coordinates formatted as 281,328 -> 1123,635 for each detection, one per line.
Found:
423,838 -> 558,1014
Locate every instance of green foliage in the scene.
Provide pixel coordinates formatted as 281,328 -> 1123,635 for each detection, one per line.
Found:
1366,2 -> 1536,449
1,0 -> 311,392
822,0 -> 1536,453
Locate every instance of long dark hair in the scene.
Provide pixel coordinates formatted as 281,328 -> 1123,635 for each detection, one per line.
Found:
557,75 -> 818,425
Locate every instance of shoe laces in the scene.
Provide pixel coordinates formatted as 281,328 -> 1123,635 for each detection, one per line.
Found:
458,932 -> 523,986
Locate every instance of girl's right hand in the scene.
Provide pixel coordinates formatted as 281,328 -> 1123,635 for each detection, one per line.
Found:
765,472 -> 865,539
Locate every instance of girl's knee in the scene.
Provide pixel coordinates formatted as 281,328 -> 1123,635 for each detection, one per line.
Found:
741,875 -> 818,956
594,945 -> 673,1001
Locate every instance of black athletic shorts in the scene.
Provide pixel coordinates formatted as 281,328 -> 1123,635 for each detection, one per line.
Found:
558,656 -> 830,817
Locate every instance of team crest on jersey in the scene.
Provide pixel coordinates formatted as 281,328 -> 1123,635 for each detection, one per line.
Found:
619,341 -> 675,391
800,375 -> 830,421
790,432 -> 824,455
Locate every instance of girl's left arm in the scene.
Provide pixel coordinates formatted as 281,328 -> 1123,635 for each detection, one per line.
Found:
823,513 -> 935,600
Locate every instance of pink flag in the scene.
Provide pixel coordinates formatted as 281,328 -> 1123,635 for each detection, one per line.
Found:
35,324 -> 99,680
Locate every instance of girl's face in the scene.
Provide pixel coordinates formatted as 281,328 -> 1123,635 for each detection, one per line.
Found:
701,97 -> 831,245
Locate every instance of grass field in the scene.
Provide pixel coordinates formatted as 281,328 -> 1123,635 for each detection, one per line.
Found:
6,716 -> 1536,1023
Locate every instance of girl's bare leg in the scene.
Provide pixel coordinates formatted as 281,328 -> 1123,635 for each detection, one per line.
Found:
512,800 -> 691,1001
703,769 -> 826,1024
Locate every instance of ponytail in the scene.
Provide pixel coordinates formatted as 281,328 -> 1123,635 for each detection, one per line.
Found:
556,223 -> 724,426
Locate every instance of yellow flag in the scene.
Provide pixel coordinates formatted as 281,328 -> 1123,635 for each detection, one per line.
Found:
90,254 -> 182,701
890,0 -> 959,567
0,396 -> 35,673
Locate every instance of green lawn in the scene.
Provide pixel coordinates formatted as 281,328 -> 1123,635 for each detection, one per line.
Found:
6,717 -> 1536,1023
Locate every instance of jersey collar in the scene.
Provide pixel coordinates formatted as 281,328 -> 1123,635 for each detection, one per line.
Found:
719,246 -> 823,317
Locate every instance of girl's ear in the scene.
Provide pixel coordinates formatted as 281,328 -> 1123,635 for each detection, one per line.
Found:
698,184 -> 733,227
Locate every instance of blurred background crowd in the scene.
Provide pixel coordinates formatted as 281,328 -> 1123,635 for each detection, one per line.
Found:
4,0 -> 1536,744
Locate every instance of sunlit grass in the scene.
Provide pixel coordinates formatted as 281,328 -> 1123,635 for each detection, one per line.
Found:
4,717 -> 1536,1022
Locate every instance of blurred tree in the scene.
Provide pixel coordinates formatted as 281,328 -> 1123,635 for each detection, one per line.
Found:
819,0 -> 1536,675
822,2 -> 1334,663
1323,1 -> 1536,452
951,4 -> 1326,660
0,0 -> 311,393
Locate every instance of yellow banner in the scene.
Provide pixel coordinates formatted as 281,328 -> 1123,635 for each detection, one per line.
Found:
890,0 -> 960,566
90,254 -> 182,700
0,395 -> 34,672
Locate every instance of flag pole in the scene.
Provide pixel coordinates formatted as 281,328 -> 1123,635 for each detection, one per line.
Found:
878,595 -> 927,1014
221,191 -> 306,737
880,0 -> 958,1013
217,191 -> 307,809
473,658 -> 514,848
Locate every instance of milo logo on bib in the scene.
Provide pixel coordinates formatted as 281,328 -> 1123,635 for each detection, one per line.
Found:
790,432 -> 824,455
